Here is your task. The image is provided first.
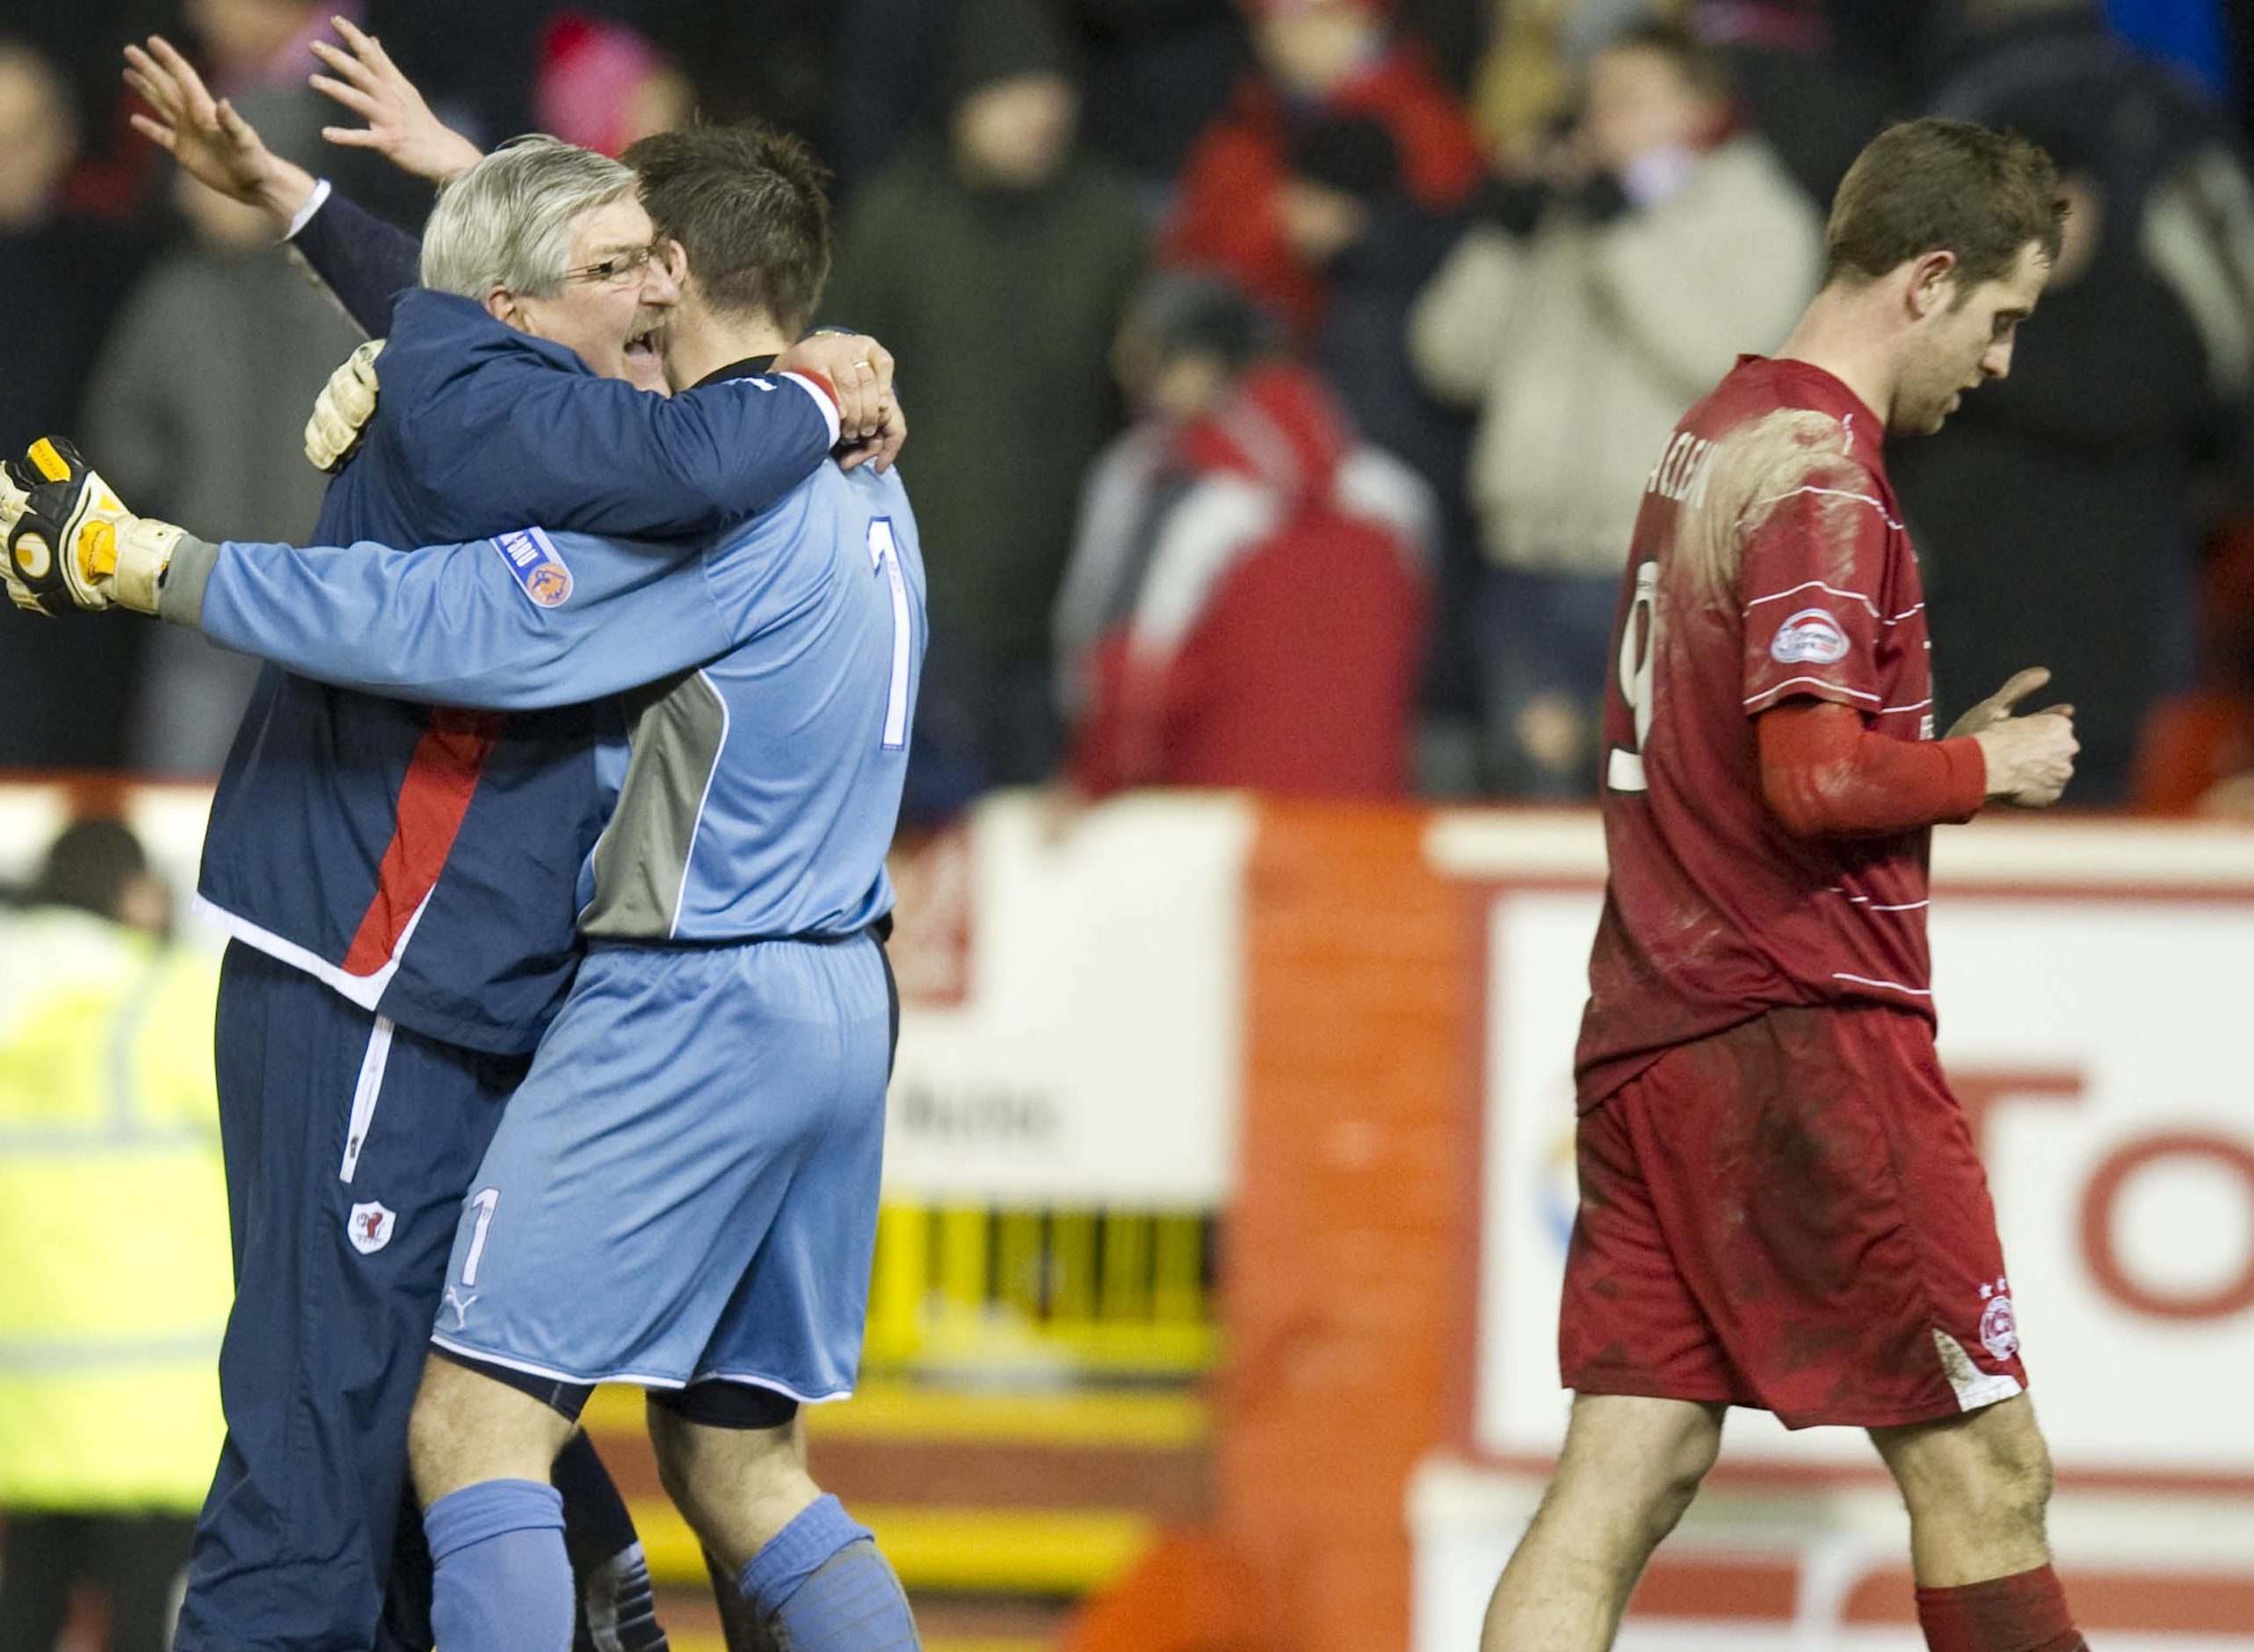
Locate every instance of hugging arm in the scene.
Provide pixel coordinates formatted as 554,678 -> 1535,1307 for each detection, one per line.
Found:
163,528 -> 738,711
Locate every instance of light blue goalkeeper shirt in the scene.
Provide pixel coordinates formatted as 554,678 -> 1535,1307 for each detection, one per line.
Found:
163,460 -> 925,946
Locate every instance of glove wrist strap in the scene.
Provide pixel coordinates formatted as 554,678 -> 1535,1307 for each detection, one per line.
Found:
112,519 -> 184,616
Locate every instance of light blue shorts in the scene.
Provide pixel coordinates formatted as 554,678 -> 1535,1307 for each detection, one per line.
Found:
430,933 -> 894,1401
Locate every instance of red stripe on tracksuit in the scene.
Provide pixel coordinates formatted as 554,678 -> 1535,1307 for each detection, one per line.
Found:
339,708 -> 507,977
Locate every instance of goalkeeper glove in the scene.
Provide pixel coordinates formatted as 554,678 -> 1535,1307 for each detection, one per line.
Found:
1,437 -> 185,617
305,339 -> 382,473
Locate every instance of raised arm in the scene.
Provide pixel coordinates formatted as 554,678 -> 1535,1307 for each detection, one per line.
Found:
292,15 -> 480,330
159,526 -> 738,711
291,189 -> 422,335
125,35 -> 316,225
308,17 -> 484,189
124,33 -> 419,335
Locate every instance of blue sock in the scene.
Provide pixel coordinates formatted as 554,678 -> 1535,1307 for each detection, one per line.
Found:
737,1495 -> 920,1650
425,1479 -> 575,1652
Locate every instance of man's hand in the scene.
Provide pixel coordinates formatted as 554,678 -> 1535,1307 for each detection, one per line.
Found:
1964,667 -> 2078,808
309,17 -> 482,185
1974,714 -> 2077,808
1953,665 -> 2079,808
773,332 -> 904,472
125,36 -> 317,224
0,439 -> 185,617
1946,666 -> 2071,738
836,400 -> 907,475
306,341 -> 385,472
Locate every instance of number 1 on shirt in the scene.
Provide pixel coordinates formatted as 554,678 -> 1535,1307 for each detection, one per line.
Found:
1609,561 -> 1659,793
867,518 -> 911,750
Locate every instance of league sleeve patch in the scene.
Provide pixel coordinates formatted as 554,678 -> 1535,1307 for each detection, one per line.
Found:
1770,607 -> 1851,664
491,525 -> 573,608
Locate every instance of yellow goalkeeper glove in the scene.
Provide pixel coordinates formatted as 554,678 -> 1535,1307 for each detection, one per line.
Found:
305,339 -> 383,473
1,437 -> 185,617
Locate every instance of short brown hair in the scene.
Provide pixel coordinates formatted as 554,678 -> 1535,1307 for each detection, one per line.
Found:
626,122 -> 833,335
1823,118 -> 2066,293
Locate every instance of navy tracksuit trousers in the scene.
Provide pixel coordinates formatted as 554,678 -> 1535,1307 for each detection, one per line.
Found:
175,942 -> 525,1652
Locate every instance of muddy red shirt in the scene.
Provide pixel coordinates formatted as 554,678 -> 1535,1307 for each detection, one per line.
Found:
1576,356 -> 1946,1108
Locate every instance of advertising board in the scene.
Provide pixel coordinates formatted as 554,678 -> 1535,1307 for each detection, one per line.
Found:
1424,813 -> 2254,1648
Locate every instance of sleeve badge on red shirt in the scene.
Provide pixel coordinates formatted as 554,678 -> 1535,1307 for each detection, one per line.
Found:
1770,607 -> 1850,664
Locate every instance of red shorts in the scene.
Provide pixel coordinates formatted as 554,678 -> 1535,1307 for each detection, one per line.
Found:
1561,1003 -> 2028,1428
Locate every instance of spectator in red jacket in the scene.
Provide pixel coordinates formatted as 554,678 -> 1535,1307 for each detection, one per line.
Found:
1165,0 -> 1485,335
1055,272 -> 1434,797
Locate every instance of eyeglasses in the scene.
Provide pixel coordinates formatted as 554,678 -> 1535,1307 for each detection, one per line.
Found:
561,244 -> 657,286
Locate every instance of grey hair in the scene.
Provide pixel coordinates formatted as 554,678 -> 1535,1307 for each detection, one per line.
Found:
418,135 -> 638,300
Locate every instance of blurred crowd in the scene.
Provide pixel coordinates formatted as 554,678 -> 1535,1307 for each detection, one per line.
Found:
8,0 -> 2254,813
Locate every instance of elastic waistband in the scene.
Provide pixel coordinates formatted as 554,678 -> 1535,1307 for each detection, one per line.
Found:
587,914 -> 891,956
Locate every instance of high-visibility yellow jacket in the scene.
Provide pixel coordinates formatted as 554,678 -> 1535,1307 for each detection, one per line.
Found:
0,907 -> 230,1511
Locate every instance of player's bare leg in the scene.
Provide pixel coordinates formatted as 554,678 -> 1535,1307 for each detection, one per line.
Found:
649,1404 -> 922,1649
409,1353 -> 579,1651
1870,1395 -> 2086,1649
1872,1395 -> 2054,1584
646,1405 -> 821,1569
411,1351 -> 578,1498
643,1407 -> 802,1652
1481,1393 -> 1726,1651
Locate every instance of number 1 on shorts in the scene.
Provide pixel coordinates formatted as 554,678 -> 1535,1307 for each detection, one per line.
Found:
462,1187 -> 499,1286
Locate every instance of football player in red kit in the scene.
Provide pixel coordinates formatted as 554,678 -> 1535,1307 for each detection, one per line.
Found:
1483,120 -> 2089,1652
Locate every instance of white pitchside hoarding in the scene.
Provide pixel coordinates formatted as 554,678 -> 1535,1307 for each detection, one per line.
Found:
880,790 -> 1254,1207
1417,811 -> 2254,1650
0,783 -> 1256,1211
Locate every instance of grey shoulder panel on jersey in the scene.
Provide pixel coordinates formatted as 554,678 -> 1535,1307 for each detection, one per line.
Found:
579,668 -> 727,941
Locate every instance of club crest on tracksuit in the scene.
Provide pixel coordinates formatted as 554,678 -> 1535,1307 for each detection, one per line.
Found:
346,1200 -> 396,1254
